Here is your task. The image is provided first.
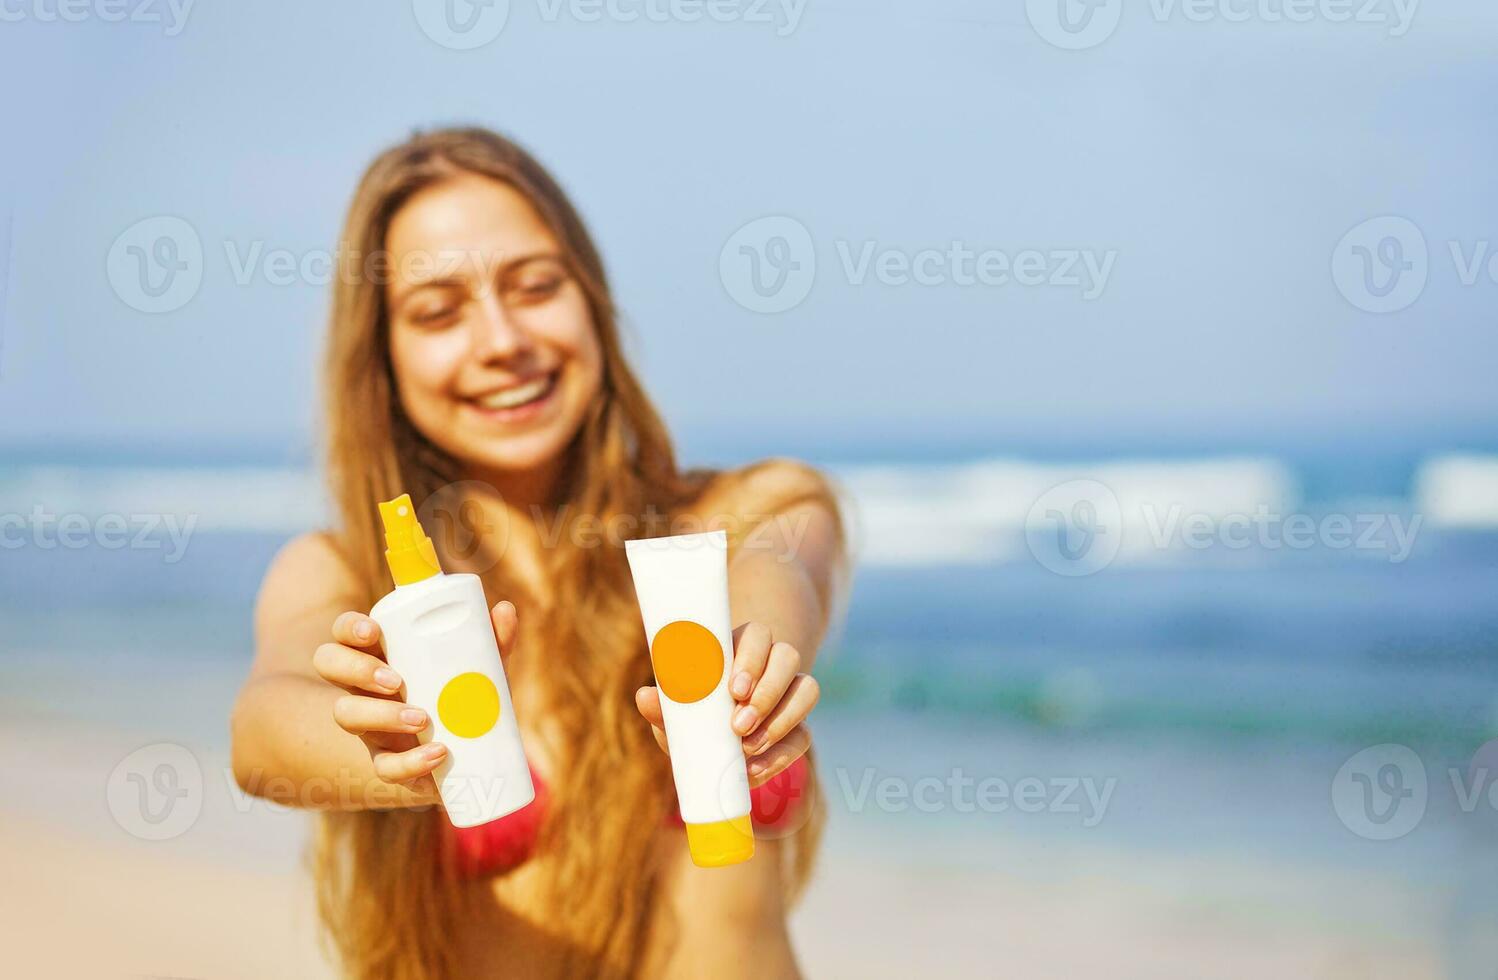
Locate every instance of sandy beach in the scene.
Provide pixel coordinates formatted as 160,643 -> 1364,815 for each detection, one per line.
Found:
0,715 -> 1446,980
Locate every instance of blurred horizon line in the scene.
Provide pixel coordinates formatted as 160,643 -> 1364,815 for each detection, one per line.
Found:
6,419 -> 1498,469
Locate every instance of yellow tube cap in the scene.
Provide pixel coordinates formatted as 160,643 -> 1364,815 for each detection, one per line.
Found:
684,814 -> 755,868
378,493 -> 442,586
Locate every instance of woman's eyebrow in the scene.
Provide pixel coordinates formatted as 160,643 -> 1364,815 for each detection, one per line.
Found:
388,274 -> 468,310
387,251 -> 564,307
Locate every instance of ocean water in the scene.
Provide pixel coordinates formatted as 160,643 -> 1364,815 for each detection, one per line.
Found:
3,447 -> 1497,750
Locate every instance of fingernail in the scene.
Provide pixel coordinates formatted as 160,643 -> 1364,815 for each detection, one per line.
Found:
400,708 -> 427,728
744,731 -> 768,755
731,672 -> 752,698
374,667 -> 401,691
354,620 -> 374,642
423,743 -> 447,761
747,759 -> 766,777
733,705 -> 757,734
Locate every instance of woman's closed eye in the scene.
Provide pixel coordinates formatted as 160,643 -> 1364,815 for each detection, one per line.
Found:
508,275 -> 562,304
501,258 -> 570,307
409,303 -> 461,327
403,286 -> 473,328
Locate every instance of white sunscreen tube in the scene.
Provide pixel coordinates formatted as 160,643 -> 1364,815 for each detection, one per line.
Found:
625,530 -> 755,867
369,494 -> 534,828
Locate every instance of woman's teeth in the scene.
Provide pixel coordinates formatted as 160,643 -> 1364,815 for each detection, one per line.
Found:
474,375 -> 553,410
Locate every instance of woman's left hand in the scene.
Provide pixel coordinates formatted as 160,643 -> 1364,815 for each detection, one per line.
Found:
635,622 -> 820,788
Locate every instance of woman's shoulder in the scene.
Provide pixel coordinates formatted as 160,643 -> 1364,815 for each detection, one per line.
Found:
254,531 -> 364,627
691,457 -> 842,522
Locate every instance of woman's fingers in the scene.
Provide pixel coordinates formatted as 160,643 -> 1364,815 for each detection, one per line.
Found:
635,685 -> 664,727
746,724 -> 811,787
635,686 -> 670,754
333,695 -> 428,736
371,742 -> 448,785
742,673 -> 819,757
331,611 -> 382,650
489,600 -> 518,661
314,642 -> 402,695
729,622 -> 773,701
734,640 -> 801,736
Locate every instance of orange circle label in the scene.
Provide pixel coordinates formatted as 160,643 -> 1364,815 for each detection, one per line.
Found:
651,620 -> 725,704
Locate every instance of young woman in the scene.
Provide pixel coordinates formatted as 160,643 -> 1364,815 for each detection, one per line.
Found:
230,127 -> 847,979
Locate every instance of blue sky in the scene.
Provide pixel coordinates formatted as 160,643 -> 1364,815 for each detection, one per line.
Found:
1,1 -> 1495,463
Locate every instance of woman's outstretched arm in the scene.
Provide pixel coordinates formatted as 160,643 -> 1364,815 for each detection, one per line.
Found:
230,532 -> 444,810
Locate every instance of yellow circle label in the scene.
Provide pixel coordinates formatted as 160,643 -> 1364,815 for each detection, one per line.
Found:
651,620 -> 725,704
437,672 -> 501,738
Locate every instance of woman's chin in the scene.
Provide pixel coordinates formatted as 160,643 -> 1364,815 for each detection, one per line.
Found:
455,432 -> 573,483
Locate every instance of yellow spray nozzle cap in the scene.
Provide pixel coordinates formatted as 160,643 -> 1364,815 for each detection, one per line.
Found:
378,493 -> 442,586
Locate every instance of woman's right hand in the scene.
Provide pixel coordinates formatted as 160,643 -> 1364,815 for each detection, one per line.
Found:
313,611 -> 446,801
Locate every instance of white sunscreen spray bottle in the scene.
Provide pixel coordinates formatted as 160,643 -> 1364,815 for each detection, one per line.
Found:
625,530 -> 754,867
369,493 -> 534,827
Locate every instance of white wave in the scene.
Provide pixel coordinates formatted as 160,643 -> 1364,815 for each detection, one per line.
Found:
1413,454 -> 1498,529
16,453 -> 1473,569
0,465 -> 328,533
833,457 -> 1300,568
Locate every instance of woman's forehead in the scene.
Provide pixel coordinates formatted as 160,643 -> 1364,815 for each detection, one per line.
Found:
387,174 -> 557,259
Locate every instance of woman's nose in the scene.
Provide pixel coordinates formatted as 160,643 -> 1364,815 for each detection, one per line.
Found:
469,292 -> 532,362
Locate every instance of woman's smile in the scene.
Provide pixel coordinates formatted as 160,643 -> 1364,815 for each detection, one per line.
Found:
460,369 -> 562,426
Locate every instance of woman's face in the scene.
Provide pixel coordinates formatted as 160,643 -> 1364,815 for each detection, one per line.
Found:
384,172 -> 603,479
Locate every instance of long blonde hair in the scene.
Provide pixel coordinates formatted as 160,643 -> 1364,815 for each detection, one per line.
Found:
312,127 -> 836,979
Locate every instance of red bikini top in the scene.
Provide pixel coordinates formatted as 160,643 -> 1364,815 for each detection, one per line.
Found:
445,756 -> 811,879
